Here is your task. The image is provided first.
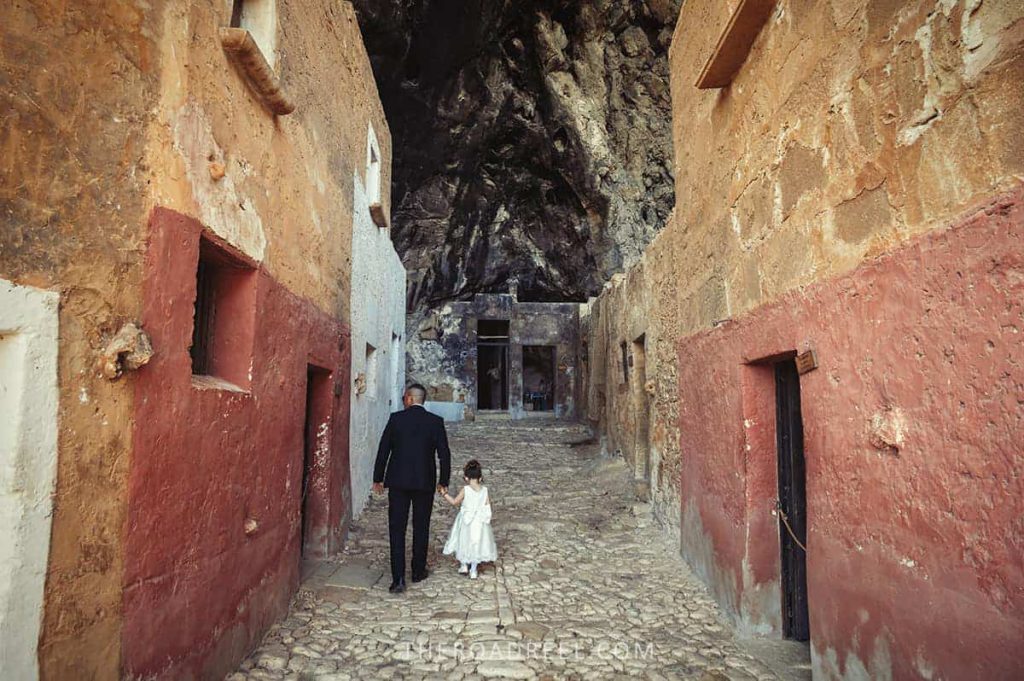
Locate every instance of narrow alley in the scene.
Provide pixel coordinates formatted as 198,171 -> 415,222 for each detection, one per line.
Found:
3,2 -> 1022,679
233,419 -> 808,681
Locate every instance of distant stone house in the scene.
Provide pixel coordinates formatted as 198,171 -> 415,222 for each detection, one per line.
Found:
409,286 -> 582,421
0,1 -> 390,678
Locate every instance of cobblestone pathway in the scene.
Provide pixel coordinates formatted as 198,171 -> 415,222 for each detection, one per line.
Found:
233,419 -> 809,680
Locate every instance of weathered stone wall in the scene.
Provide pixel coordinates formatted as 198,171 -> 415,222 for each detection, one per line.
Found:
408,294 -> 581,421
2,1 -> 389,677
582,214 -> 683,532
2,2 -> 162,677
350,125 -> 406,519
126,2 -> 390,677
584,0 -> 1024,678
667,0 -> 1023,334
145,0 -> 391,315
677,189 -> 1024,679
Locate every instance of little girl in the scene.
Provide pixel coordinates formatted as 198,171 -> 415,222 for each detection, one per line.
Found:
441,459 -> 497,579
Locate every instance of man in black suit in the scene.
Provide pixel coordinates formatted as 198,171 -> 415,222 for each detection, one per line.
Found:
372,384 -> 451,593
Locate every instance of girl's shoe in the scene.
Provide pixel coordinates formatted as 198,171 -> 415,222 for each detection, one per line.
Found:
469,567 -> 478,580
458,564 -> 469,575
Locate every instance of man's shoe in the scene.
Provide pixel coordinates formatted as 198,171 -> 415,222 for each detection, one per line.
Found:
412,569 -> 430,583
388,579 -> 406,593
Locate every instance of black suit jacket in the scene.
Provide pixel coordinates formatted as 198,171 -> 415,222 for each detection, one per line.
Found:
373,405 -> 452,491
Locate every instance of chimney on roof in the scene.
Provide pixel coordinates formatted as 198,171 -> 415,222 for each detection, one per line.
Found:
508,278 -> 519,302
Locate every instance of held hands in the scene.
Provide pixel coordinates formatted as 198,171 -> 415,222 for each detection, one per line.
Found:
436,484 -> 448,496
372,482 -> 384,495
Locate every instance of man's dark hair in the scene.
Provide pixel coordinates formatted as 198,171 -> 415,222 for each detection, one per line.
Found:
463,459 -> 483,481
406,383 -> 427,404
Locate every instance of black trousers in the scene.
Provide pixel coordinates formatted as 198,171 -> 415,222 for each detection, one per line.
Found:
387,487 -> 434,582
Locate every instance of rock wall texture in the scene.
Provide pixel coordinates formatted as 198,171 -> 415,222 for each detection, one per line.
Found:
352,0 -> 680,306
584,0 -> 1024,678
2,1 -> 388,677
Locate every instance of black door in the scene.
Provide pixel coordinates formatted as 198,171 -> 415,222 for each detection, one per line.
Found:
775,359 -> 809,641
300,367 -> 316,557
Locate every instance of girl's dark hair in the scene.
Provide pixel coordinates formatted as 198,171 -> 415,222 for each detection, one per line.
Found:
463,459 -> 483,481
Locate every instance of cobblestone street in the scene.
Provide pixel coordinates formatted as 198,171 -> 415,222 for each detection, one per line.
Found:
233,419 -> 810,680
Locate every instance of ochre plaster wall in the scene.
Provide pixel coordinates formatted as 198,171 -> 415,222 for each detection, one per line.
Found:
582,216 -> 684,533
667,0 -> 1023,333
144,0 -> 392,321
2,1 -> 391,677
1,2 -> 162,677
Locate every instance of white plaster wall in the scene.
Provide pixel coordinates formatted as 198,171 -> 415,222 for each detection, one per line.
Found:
349,127 -> 406,519
0,279 -> 59,681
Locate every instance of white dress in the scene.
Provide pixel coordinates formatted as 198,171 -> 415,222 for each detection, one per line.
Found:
443,485 -> 498,564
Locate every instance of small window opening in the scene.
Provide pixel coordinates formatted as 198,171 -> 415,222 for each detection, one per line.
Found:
366,126 -> 382,205
523,345 -> 556,412
190,236 -> 257,388
478,319 -> 510,342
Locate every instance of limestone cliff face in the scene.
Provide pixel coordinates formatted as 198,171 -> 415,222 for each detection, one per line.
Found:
352,0 -> 680,306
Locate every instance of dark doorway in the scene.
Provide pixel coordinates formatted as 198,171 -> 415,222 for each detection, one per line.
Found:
632,335 -> 651,491
523,345 -> 555,412
301,365 -> 332,559
477,320 -> 509,411
775,359 -> 809,641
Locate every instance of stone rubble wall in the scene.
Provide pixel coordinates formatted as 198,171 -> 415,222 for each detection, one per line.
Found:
581,217 -> 683,536
408,295 -> 582,421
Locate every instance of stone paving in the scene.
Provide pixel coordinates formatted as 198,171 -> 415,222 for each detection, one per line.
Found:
232,418 -> 809,680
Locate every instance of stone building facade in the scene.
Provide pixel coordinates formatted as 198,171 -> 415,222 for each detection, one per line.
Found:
409,290 -> 582,421
349,124 -> 406,519
584,0 -> 1024,679
1,1 -> 390,678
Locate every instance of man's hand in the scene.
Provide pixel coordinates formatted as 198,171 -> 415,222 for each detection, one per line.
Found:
437,485 -> 448,495
372,482 -> 384,495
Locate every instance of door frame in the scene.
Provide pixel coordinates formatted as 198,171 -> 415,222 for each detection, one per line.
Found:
775,358 -> 810,641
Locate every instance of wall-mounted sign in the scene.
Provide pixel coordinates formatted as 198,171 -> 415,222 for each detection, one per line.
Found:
795,349 -> 818,375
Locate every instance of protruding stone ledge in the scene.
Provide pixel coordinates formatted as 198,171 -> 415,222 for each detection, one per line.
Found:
370,202 -> 390,230
219,27 -> 295,115
695,0 -> 776,89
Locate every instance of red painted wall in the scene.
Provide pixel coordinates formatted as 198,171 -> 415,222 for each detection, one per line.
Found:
123,208 -> 352,679
677,187 -> 1024,679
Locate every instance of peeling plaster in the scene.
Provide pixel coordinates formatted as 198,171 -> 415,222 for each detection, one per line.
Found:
172,101 -> 267,261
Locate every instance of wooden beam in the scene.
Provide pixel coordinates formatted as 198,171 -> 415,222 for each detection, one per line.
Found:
695,0 -> 776,89
219,27 -> 296,115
